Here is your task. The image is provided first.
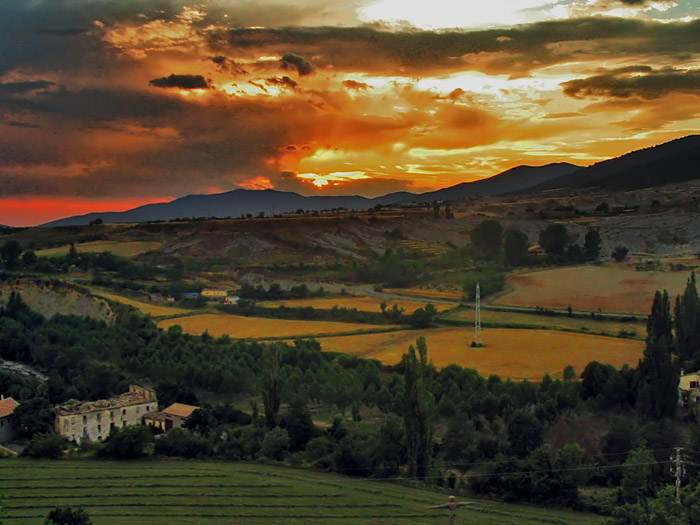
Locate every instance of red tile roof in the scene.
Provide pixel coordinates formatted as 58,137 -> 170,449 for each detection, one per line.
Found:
162,403 -> 199,419
0,398 -> 19,419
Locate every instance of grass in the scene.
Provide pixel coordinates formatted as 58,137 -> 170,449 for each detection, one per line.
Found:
91,290 -> 192,317
441,307 -> 644,339
314,327 -> 643,381
158,313 -> 398,339
493,265 -> 690,314
0,459 -> 603,524
36,241 -> 161,258
259,296 -> 454,313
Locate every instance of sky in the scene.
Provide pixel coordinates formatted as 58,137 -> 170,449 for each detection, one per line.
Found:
1,0 -> 699,226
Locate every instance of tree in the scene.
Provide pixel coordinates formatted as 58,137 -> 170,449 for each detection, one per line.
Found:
637,291 -> 678,420
620,444 -> 659,503
584,229 -> 602,261
262,344 -> 283,429
674,272 -> 700,363
409,304 -> 437,328
402,337 -> 434,478
21,433 -> 68,459
503,227 -> 530,266
507,410 -> 543,457
0,240 -> 22,269
538,224 -> 569,255
470,220 -> 503,260
45,506 -> 91,524
611,245 -> 629,262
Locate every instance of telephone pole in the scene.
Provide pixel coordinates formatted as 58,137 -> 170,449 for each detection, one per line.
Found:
670,447 -> 684,503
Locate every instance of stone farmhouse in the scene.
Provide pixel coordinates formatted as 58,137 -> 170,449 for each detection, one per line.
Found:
55,385 -> 157,444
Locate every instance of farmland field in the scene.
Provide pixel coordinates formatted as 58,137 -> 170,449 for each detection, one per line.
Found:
491,265 -> 690,314
92,290 -> 192,317
441,307 -> 644,338
158,313 -> 397,339
383,287 -> 463,301
36,241 -> 161,258
316,328 -> 643,380
0,459 -> 603,524
260,296 -> 454,313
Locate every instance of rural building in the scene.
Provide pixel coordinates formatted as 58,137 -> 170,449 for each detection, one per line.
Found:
55,385 -> 158,444
201,288 -> 228,299
0,396 -> 20,443
679,371 -> 700,407
224,295 -> 239,305
144,403 -> 199,433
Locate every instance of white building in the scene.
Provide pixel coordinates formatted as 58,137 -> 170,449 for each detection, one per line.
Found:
55,385 -> 157,444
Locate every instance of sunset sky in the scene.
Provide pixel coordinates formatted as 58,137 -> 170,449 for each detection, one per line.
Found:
1,0 -> 699,226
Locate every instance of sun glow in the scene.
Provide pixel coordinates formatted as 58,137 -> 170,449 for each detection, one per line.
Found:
297,171 -> 369,188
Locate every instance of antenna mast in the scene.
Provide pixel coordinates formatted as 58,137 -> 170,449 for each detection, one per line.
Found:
473,282 -> 482,347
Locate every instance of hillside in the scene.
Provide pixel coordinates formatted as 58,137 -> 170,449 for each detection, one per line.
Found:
534,135 -> 700,190
43,163 -> 581,226
0,279 -> 115,323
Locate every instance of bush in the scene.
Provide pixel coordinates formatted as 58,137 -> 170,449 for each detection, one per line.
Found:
99,425 -> 153,459
261,427 -> 290,461
611,246 -> 629,262
45,505 -> 91,524
154,428 -> 213,458
21,433 -> 68,459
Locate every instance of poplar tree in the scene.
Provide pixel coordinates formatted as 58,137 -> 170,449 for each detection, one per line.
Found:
674,272 -> 700,364
262,344 -> 283,429
402,337 -> 434,479
638,291 -> 678,419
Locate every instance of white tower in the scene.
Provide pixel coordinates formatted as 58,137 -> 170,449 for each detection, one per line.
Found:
473,282 -> 482,347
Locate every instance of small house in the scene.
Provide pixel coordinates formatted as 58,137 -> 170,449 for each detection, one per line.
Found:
201,288 -> 228,299
145,403 -> 199,433
0,396 -> 20,443
679,371 -> 700,407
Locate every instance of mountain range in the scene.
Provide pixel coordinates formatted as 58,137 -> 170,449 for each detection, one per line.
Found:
44,135 -> 700,226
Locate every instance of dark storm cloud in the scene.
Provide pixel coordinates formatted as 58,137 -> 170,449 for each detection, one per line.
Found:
0,81 -> 55,94
149,74 -> 210,89
218,18 -> 700,76
281,53 -> 314,76
563,67 -> 700,100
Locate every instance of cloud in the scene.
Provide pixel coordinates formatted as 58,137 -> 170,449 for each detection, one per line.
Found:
281,53 -> 314,76
149,74 -> 210,89
562,66 -> 700,99
265,76 -> 299,91
342,80 -> 370,91
0,81 -> 55,94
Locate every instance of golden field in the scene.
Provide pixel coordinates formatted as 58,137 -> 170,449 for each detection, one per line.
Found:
316,327 -> 644,380
260,296 -> 454,313
158,313 -> 395,339
37,241 -> 161,258
383,287 -> 463,301
92,290 -> 191,317
492,265 -> 690,314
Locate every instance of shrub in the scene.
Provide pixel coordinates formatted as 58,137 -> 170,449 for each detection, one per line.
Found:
21,433 -> 68,459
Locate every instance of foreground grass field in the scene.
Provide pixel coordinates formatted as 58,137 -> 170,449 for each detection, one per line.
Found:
316,328 -> 643,380
158,313 -> 398,339
36,241 -> 161,258
0,459 -> 603,524
492,265 -> 689,314
260,296 -> 454,313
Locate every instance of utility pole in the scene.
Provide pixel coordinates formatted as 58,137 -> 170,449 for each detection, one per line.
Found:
472,282 -> 482,347
670,447 -> 684,503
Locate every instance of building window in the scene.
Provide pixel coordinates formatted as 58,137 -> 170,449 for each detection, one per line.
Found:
82,415 -> 87,424
691,381 -> 699,389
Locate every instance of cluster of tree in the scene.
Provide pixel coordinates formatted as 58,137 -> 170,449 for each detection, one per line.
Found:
239,282 -> 326,301
469,219 -> 604,267
3,278 -> 700,518
353,248 -> 424,287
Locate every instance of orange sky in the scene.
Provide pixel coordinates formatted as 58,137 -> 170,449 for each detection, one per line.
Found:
1,0 -> 699,225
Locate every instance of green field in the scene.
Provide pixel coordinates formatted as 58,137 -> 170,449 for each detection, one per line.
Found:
0,459 -> 603,524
